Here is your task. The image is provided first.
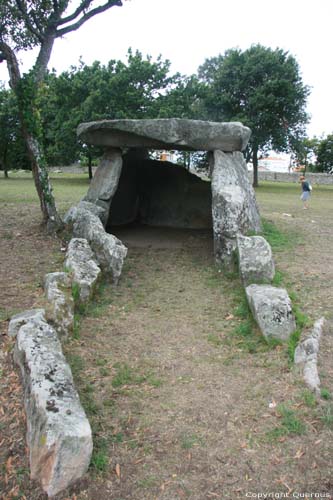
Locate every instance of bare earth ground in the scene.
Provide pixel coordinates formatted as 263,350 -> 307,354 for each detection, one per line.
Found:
1,177 -> 333,500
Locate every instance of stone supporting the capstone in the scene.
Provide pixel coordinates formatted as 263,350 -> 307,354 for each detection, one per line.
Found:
211,150 -> 261,265
83,147 -> 123,226
237,234 -> 275,286
14,317 -> 93,497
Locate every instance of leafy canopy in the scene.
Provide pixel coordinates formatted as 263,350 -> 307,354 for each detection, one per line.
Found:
198,44 -> 310,156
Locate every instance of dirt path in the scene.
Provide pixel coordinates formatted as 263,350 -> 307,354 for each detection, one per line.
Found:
1,185 -> 333,499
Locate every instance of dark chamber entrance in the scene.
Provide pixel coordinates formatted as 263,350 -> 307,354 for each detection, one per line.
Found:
106,154 -> 213,233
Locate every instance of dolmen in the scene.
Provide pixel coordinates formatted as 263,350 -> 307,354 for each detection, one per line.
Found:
77,118 -> 262,266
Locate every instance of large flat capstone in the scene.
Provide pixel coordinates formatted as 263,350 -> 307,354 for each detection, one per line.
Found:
77,119 -> 251,152
14,317 -> 93,497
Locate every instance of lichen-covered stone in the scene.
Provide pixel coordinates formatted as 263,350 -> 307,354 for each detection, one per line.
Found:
44,272 -> 74,338
294,317 -> 326,393
65,238 -> 101,303
211,150 -> 261,265
8,309 -> 45,338
77,118 -> 251,152
72,207 -> 127,283
83,148 -> 123,226
245,284 -> 296,341
14,318 -> 93,497
237,234 -> 275,285
64,200 -> 106,226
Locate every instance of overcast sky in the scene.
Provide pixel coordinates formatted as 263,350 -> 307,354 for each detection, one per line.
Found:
1,0 -> 332,137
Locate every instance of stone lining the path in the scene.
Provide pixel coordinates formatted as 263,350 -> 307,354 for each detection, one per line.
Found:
44,272 -> 74,339
13,313 -> 93,497
65,238 -> 101,304
245,284 -> 296,341
237,234 -> 275,286
294,317 -> 326,394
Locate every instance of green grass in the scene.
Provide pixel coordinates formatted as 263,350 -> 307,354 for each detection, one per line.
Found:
266,403 -> 306,441
320,405 -> 333,428
0,172 -> 89,206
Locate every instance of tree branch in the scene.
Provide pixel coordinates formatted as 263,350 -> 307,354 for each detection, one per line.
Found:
56,0 -> 122,37
57,0 -> 94,26
0,41 -> 21,89
15,0 -> 44,42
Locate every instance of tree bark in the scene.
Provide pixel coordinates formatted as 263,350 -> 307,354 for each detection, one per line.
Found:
252,146 -> 259,188
1,40 -> 63,231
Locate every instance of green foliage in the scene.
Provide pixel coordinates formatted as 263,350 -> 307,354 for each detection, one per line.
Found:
320,388 -> 331,400
315,134 -> 333,172
38,51 -> 197,166
198,45 -> 310,175
0,87 -> 30,172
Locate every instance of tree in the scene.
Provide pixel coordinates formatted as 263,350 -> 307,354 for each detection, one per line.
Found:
38,50 -> 196,167
291,136 -> 318,173
198,45 -> 310,186
315,134 -> 333,172
0,86 -> 30,177
0,0 -> 124,230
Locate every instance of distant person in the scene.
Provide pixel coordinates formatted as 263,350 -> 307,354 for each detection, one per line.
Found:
299,175 -> 311,209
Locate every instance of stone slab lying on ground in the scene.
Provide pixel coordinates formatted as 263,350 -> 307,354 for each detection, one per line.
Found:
71,206 -> 127,283
245,284 -> 296,341
14,317 -> 93,497
8,308 -> 45,338
44,272 -> 74,339
211,150 -> 261,264
237,234 -> 275,286
65,238 -> 101,304
77,118 -> 251,152
294,317 -> 326,394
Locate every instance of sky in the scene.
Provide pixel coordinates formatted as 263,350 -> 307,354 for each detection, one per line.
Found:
1,0 -> 333,138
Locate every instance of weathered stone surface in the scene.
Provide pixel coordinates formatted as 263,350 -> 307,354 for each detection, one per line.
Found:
107,159 -> 212,229
14,318 -> 93,497
72,208 -> 127,283
211,151 -> 261,265
237,235 -> 275,286
77,118 -> 251,152
245,284 -> 296,341
65,238 -> 101,303
44,272 -> 74,338
8,308 -> 45,338
64,200 -> 106,226
83,148 -> 123,226
294,317 -> 326,393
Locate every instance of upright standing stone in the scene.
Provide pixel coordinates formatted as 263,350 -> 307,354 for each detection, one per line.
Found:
211,150 -> 261,265
83,147 -> 123,226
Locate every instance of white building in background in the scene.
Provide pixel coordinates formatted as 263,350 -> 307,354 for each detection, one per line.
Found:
247,154 -> 291,173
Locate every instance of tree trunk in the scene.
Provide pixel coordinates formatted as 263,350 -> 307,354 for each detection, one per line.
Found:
22,125 -> 63,232
252,146 -> 259,188
88,147 -> 93,181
